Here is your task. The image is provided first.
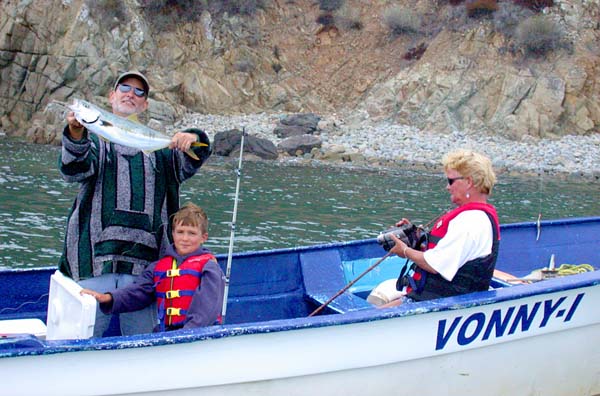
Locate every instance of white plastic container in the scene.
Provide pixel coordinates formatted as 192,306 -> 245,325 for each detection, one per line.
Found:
46,270 -> 96,340
0,318 -> 47,339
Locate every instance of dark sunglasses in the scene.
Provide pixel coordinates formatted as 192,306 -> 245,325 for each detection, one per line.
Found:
447,176 -> 465,186
118,84 -> 146,98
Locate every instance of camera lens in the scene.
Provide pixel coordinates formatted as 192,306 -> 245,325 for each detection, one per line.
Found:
377,223 -> 420,252
377,230 -> 397,251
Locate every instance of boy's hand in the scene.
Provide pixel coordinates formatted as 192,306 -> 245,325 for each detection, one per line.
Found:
80,288 -> 112,304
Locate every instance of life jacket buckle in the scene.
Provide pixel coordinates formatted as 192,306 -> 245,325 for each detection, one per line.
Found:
166,290 -> 181,299
166,269 -> 180,277
166,307 -> 182,316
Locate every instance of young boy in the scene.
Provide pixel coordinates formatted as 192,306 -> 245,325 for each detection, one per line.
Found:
82,203 -> 225,332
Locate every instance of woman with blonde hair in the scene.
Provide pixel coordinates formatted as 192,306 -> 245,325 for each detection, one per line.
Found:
373,149 -> 500,307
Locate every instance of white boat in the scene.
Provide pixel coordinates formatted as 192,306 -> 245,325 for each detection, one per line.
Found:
1,217 -> 599,396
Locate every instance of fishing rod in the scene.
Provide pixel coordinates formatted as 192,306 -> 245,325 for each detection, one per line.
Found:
309,251 -> 394,317
536,168 -> 544,241
308,212 -> 445,317
221,128 -> 246,323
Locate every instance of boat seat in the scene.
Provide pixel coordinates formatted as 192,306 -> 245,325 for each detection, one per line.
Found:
491,269 -> 521,288
300,249 -> 372,314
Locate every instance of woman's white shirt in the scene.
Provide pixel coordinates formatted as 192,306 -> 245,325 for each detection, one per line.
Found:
423,210 -> 493,281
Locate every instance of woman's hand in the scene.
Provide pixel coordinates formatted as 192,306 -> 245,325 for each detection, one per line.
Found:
389,233 -> 409,258
390,234 -> 438,274
395,218 -> 411,227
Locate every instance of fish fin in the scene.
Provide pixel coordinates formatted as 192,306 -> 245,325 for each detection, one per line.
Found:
185,149 -> 200,161
127,114 -> 141,123
191,142 -> 209,147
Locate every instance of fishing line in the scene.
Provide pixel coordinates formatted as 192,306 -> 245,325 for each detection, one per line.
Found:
536,167 -> 544,241
0,293 -> 49,315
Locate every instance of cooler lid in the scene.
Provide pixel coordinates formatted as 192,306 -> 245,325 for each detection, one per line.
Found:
46,270 -> 96,340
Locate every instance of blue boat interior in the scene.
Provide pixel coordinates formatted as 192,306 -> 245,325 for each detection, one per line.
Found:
0,242 -> 507,337
1,217 -> 598,339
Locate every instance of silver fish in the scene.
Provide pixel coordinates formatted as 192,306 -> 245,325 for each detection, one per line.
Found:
67,99 -> 206,158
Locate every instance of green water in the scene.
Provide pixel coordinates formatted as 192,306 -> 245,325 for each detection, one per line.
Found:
1,138 -> 599,269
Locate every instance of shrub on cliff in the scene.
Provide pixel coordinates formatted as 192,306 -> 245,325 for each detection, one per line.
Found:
85,0 -> 127,28
319,0 -> 344,12
316,13 -> 336,27
224,0 -> 267,15
465,0 -> 498,18
493,2 -> 534,38
334,4 -> 363,30
382,6 -> 422,36
513,0 -> 554,12
515,15 -> 565,56
140,0 -> 267,29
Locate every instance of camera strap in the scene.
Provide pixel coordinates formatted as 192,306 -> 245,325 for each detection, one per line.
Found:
396,262 -> 428,295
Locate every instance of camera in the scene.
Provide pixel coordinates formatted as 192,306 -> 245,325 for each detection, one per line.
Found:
377,223 -> 422,252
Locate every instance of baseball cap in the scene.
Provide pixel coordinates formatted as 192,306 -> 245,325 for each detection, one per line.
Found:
113,70 -> 150,97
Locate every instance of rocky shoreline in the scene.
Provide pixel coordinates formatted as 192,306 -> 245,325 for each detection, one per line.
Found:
172,112 -> 600,180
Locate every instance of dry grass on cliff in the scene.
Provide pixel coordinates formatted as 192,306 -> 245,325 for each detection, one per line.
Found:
515,15 -> 567,56
89,0 -> 565,111
139,0 -> 268,29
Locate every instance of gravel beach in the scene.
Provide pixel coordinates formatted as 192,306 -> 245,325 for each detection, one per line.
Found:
173,112 -> 600,180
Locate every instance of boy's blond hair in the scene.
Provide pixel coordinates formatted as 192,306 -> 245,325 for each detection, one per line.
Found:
171,203 -> 208,234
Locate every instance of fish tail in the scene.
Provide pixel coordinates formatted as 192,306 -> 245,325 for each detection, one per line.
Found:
185,142 -> 207,160
44,100 -> 70,113
185,149 -> 200,161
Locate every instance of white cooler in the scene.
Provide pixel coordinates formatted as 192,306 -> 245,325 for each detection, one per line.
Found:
46,270 -> 96,340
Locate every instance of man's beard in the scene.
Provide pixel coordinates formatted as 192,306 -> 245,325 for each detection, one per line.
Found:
113,100 -> 142,117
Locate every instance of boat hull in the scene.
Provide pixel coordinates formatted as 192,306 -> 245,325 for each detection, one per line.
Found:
1,217 -> 599,396
2,278 -> 599,396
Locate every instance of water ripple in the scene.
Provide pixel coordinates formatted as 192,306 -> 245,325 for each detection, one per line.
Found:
1,139 -> 599,269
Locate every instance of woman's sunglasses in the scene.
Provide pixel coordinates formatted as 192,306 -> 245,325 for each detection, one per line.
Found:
117,84 -> 146,98
447,176 -> 465,185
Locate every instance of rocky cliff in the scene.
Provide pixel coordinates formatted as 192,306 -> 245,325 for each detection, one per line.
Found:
1,0 -> 598,144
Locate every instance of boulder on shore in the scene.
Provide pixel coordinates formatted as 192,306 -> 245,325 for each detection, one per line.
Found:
213,129 -> 278,160
277,134 -> 322,156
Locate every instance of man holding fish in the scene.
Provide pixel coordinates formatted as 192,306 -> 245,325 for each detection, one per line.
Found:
59,71 -> 212,337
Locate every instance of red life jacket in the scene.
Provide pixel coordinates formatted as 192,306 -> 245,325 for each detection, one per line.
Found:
398,203 -> 501,301
427,202 -> 500,249
153,253 -> 220,330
